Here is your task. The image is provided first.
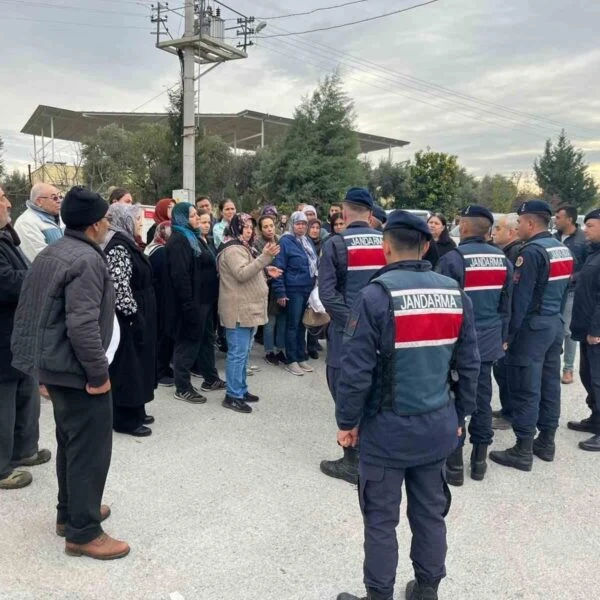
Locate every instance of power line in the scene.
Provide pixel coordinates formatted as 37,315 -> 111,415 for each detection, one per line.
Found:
255,0 -> 369,20
4,14 -> 151,28
258,0 -> 440,37
0,0 -> 149,17
131,82 -> 181,112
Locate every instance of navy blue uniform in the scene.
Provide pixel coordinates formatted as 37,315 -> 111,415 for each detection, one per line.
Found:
336,261 -> 479,597
506,232 -> 573,440
437,237 -> 512,445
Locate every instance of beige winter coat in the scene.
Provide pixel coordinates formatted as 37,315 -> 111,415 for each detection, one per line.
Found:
217,244 -> 273,328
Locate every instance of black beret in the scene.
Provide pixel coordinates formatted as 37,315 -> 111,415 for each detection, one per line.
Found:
517,200 -> 552,217
372,203 -> 387,224
584,208 -> 600,223
61,186 -> 109,229
460,204 -> 494,224
384,210 -> 432,239
344,187 -> 374,210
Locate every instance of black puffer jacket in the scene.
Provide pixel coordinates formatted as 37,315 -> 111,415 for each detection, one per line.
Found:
571,243 -> 600,342
0,226 -> 29,382
11,230 -> 115,389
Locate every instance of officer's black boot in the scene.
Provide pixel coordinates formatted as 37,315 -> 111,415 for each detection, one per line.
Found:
489,438 -> 533,471
320,446 -> 358,485
405,579 -> 440,600
533,429 -> 556,462
336,589 -> 393,600
470,443 -> 488,481
445,445 -> 464,487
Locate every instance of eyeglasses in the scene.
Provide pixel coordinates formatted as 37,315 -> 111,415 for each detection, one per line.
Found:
38,194 -> 62,201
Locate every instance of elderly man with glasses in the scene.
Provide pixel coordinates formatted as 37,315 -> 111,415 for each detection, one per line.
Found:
13,183 -> 64,263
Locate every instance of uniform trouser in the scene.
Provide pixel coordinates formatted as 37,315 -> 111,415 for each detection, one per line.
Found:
359,460 -> 450,597
326,365 -> 340,403
467,361 -> 494,445
47,385 -> 112,545
562,291 -> 577,372
0,375 -> 40,479
492,357 -> 512,418
579,343 -> 600,433
507,318 -> 563,440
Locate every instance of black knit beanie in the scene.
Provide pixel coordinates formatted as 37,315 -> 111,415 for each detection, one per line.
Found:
61,186 -> 108,228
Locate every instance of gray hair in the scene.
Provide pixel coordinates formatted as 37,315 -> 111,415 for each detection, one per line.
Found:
504,213 -> 519,230
30,183 -> 49,205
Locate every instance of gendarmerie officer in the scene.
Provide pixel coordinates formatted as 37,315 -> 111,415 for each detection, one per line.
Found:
568,208 -> 600,452
437,205 -> 512,484
318,187 -> 386,484
335,211 -> 479,600
490,200 -> 574,471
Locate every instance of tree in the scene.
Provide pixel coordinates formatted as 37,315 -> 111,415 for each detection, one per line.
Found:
534,130 -> 598,210
410,149 -> 461,216
477,174 -> 518,213
456,168 -> 480,206
369,160 -> 412,206
2,170 -> 30,220
257,72 -> 365,208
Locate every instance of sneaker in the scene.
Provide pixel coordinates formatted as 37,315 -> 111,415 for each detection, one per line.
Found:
249,365 -> 261,372
190,371 -> 203,379
222,396 -> 252,413
201,379 -> 226,392
244,392 -> 260,403
246,369 -> 254,376
285,362 -> 305,376
157,376 -> 175,387
174,388 -> 207,404
12,449 -> 52,467
298,361 -> 314,372
276,351 -> 287,363
0,470 -> 33,490
264,352 -> 279,366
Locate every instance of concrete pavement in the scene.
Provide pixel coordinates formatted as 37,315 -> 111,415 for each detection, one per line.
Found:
1,348 -> 599,600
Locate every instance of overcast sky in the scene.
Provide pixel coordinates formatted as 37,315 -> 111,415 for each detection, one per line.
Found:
1,0 -> 599,183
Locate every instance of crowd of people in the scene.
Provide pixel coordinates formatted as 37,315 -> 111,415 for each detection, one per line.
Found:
0,180 -> 599,600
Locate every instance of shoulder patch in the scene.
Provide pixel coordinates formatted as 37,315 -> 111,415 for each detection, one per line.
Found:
515,256 -> 524,268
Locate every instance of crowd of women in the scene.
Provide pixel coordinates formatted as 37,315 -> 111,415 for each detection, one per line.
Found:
100,190 -> 458,436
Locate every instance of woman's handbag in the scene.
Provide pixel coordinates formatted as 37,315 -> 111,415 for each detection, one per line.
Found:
303,306 -> 331,328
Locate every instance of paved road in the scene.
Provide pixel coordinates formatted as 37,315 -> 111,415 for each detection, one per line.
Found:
1,348 -> 599,600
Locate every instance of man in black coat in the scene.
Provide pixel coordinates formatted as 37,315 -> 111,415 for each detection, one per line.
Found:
0,185 -> 51,490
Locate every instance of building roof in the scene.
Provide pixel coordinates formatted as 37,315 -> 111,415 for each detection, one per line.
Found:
21,105 -> 409,154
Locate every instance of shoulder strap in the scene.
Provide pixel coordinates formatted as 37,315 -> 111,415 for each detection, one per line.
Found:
521,241 -> 550,314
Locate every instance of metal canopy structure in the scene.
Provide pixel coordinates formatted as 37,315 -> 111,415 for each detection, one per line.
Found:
21,105 -> 410,165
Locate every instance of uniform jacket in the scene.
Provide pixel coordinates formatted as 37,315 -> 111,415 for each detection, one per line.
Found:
336,260 -> 480,469
570,243 -> 600,342
437,237 -> 513,362
272,234 -> 315,298
0,226 -> 29,382
13,205 -> 64,263
11,230 -> 115,389
554,226 -> 588,290
502,239 -> 523,266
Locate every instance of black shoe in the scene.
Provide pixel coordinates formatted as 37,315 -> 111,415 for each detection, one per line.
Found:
308,350 -> 319,360
244,392 -> 260,403
115,425 -> 152,437
470,443 -> 488,481
489,439 -> 533,471
157,376 -> 175,387
174,388 -> 207,404
276,351 -> 287,363
491,409 -> 503,418
201,379 -> 226,392
316,342 -> 324,351
567,417 -> 597,434
264,352 -> 279,366
320,447 -> 358,485
579,434 -> 600,452
336,589 -> 392,600
533,430 -> 556,462
445,446 -> 464,486
143,415 -> 155,425
405,579 -> 439,600
222,396 -> 252,413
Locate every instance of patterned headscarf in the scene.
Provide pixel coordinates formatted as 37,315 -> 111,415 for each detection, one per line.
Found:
171,202 -> 201,256
145,220 -> 172,256
288,211 -> 317,278
101,203 -> 143,249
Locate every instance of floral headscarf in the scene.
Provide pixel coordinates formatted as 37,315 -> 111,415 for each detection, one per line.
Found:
223,213 -> 255,246
145,220 -> 171,256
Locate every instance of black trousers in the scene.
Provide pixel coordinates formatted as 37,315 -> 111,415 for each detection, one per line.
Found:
0,374 -> 40,478
113,404 -> 146,432
359,459 -> 450,597
47,385 -> 113,545
580,343 -> 600,433
174,308 -> 219,393
156,331 -> 174,381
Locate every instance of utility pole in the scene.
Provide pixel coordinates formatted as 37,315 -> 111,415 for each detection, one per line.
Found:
182,0 -> 196,200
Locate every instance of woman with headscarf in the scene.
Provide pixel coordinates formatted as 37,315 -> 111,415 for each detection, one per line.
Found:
164,203 -> 225,405
217,214 -> 281,413
103,203 -> 157,437
307,219 -> 323,255
145,221 -> 174,387
272,211 -> 318,376
146,198 -> 175,245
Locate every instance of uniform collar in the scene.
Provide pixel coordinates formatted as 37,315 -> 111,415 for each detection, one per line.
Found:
372,259 -> 432,280
459,236 -> 486,245
528,231 -> 552,242
503,239 -> 521,251
346,221 -> 371,229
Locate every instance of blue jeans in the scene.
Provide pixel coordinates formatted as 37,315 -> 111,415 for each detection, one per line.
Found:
284,291 -> 310,363
264,312 -> 286,354
225,325 -> 254,399
562,291 -> 576,372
